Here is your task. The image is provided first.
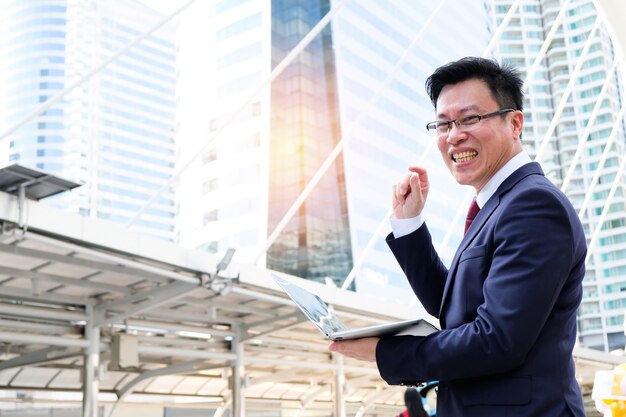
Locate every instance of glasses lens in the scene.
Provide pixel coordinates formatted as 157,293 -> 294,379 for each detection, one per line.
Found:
436,121 -> 450,135
426,123 -> 442,136
458,115 -> 481,128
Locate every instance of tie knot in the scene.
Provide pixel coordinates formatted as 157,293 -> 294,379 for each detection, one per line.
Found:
464,199 -> 480,235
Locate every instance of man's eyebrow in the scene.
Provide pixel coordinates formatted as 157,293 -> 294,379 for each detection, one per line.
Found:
437,105 -> 480,119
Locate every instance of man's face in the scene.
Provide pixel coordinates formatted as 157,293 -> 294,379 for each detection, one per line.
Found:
435,78 -> 523,192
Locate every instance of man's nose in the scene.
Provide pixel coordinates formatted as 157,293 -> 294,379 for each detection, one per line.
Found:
446,122 -> 467,143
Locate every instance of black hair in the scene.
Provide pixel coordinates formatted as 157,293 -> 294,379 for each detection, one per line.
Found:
425,57 -> 524,112
404,387 -> 429,417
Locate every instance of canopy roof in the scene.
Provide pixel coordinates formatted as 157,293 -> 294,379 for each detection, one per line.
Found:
0,191 -> 431,415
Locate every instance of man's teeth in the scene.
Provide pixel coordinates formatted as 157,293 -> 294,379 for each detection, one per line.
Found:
453,151 -> 478,162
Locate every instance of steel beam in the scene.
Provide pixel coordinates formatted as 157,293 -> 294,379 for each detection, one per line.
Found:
0,331 -> 88,348
0,242 -> 170,283
0,285 -> 96,306
0,266 -> 132,294
95,281 -> 198,327
0,346 -> 80,371
0,303 -> 85,321
116,360 -> 225,400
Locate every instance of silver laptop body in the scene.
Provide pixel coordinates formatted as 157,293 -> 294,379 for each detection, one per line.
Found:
273,274 -> 437,341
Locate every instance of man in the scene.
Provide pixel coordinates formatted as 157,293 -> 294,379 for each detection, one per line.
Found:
329,57 -> 586,416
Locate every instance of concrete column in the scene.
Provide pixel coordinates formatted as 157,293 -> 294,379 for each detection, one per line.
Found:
82,306 -> 100,417
231,328 -> 245,417
333,352 -> 346,417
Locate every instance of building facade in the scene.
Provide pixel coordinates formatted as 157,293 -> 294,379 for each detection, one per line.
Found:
176,0 -> 490,302
488,0 -> 626,351
0,0 -> 178,241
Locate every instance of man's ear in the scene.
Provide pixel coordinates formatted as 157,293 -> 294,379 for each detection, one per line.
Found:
511,110 -> 524,140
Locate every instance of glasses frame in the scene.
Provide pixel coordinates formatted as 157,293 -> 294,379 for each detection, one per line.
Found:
426,108 -> 515,136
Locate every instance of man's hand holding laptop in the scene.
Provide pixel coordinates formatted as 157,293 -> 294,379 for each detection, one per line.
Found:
329,337 -> 379,362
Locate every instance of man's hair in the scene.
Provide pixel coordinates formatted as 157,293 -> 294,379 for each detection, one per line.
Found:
425,57 -> 524,112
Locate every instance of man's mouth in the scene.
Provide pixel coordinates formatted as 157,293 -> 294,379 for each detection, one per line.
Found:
452,151 -> 478,163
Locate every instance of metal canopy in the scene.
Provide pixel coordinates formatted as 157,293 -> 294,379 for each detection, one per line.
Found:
0,190 -> 618,416
0,190 -> 418,416
0,164 -> 81,201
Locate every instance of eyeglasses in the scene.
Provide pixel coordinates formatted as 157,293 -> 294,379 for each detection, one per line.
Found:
426,108 -> 515,136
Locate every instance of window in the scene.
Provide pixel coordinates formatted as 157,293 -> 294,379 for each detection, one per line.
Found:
218,42 -> 262,69
569,16 -> 595,30
216,12 -> 261,40
202,149 -> 217,165
568,3 -> 594,16
203,210 -> 218,225
202,178 -> 218,195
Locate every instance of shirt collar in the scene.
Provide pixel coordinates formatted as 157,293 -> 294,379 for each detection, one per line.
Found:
475,151 -> 532,208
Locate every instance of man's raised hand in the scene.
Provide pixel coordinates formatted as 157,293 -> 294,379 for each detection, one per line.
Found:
392,166 -> 429,219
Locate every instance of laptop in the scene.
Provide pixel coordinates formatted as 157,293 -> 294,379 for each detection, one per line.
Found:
272,273 -> 438,341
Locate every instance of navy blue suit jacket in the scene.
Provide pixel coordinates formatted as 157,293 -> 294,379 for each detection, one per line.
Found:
378,163 -> 586,417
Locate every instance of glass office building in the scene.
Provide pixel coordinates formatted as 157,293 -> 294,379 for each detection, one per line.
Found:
0,0 -> 177,241
176,0 -> 490,301
266,0 -> 352,281
488,0 -> 626,351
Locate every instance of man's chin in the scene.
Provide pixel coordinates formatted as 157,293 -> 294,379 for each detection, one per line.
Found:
451,173 -> 471,186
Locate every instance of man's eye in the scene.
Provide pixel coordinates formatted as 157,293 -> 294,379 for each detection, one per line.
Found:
460,115 -> 480,125
436,122 -> 450,129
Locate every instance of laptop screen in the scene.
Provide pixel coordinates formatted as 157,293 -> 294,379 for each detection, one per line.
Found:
274,274 -> 347,336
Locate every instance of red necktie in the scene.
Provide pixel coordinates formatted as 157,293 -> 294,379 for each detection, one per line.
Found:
464,199 -> 480,235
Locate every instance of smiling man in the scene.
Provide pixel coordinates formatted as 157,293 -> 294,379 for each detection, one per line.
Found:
329,57 -> 587,417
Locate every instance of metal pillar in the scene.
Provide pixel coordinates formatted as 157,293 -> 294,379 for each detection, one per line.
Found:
18,184 -> 26,229
82,306 -> 100,417
333,352 -> 346,417
231,328 -> 245,417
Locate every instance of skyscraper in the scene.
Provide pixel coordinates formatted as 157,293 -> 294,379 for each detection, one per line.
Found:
488,0 -> 626,351
0,0 -> 178,241
176,0 -> 490,301
266,0 -> 353,281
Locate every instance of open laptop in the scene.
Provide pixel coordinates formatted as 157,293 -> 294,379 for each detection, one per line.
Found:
272,273 -> 438,341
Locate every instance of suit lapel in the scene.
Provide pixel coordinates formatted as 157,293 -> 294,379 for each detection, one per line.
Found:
437,163 -> 545,327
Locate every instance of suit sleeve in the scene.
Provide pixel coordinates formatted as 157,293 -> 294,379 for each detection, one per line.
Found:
386,224 -> 448,318
377,186 -> 585,384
